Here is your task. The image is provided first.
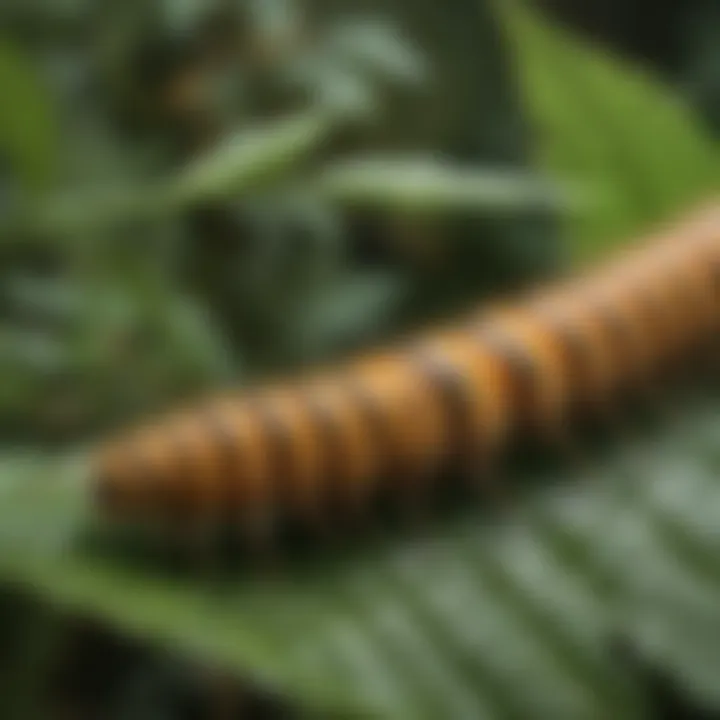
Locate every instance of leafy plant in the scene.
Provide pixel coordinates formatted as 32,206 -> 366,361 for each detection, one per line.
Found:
0,0 -> 566,440
0,1 -> 719,719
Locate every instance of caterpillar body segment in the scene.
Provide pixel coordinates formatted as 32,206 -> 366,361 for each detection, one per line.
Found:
525,286 -> 622,416
196,400 -> 278,540
620,244 -> 710,358
247,387 -> 329,525
473,309 -> 574,446
346,353 -> 450,499
579,267 -> 677,393
598,239 -> 715,369
96,420 -> 182,523
93,203 -> 720,548
407,330 -> 515,489
148,413 -> 224,523
412,330 -> 514,455
297,375 -> 383,515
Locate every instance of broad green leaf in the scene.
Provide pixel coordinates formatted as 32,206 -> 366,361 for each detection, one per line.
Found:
498,0 -> 720,262
3,395 -> 720,717
0,37 -> 58,193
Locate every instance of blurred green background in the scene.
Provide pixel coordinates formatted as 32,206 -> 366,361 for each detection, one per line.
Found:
0,1 -> 718,718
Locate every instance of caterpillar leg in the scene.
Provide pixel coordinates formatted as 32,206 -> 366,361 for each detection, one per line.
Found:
299,504 -> 343,553
235,511 -> 278,567
339,487 -> 385,546
158,501 -> 225,573
548,424 -> 589,468
696,335 -> 720,382
705,337 -> 720,389
686,337 -> 715,379
459,450 -> 510,511
184,521 -> 226,576
393,464 -> 441,531
631,370 -> 675,425
578,392 -> 637,447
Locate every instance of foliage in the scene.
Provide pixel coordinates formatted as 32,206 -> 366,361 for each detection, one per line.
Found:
0,0 -> 565,442
0,0 -> 718,718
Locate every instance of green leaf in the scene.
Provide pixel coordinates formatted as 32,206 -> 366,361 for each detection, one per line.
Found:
289,271 -> 408,363
314,156 -> 588,215
0,37 -> 58,193
4,396 -> 720,717
323,17 -> 429,88
498,0 -> 720,262
172,109 -> 338,204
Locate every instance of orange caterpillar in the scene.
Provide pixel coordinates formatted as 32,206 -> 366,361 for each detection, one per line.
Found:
94,203 -> 720,545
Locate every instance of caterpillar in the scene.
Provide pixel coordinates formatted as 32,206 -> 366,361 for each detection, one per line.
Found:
94,202 -> 720,548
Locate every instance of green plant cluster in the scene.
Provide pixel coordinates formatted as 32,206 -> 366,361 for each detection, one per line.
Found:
0,1 -> 718,719
1,0 -> 569,444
